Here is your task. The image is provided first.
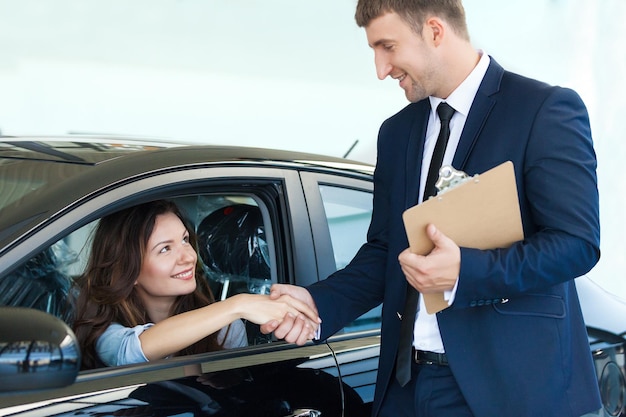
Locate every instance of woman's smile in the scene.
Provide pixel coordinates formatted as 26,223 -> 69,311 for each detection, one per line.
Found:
172,268 -> 194,280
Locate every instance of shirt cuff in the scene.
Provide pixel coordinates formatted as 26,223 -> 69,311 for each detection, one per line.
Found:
314,325 -> 321,340
444,276 -> 460,306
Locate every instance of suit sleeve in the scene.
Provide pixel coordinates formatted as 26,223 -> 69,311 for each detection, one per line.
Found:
307,119 -> 399,338
453,87 -> 600,308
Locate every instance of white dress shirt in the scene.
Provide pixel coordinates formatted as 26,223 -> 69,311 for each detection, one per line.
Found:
412,51 -> 491,353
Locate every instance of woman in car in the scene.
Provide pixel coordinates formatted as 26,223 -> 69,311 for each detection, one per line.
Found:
72,199 -> 318,369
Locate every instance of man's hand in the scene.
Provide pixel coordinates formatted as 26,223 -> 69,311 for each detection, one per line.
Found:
259,284 -> 319,346
398,224 -> 460,293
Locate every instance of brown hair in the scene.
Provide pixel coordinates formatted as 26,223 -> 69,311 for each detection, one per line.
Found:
355,0 -> 470,41
72,200 -> 222,369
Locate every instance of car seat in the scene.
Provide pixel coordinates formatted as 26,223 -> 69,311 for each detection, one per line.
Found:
196,204 -> 272,345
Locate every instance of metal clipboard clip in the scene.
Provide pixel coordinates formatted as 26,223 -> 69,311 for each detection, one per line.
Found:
434,165 -> 478,197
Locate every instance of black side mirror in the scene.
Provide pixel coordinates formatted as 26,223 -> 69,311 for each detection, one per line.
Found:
0,307 -> 80,391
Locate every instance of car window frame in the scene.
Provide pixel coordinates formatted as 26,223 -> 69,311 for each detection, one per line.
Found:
300,171 -> 373,280
299,171 -> 382,333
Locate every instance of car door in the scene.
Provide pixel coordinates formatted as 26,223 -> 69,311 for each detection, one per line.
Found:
0,164 -> 369,416
300,171 -> 380,409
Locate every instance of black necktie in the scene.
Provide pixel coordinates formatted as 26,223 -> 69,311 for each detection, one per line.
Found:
395,102 -> 456,386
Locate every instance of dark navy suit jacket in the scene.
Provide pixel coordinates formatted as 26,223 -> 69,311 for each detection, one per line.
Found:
308,58 -> 601,417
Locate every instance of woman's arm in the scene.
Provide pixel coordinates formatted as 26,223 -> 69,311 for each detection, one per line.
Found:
139,293 -> 319,361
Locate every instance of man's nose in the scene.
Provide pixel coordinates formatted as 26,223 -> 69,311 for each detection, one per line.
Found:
374,53 -> 392,80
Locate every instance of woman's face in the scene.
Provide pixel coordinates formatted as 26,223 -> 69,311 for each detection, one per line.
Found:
134,212 -> 198,304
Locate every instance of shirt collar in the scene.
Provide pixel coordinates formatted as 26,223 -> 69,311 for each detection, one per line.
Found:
428,50 -> 490,117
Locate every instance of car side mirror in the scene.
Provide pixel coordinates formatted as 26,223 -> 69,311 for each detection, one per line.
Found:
0,307 -> 80,391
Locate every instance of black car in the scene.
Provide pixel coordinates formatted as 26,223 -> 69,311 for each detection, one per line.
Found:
0,137 -> 624,417
0,137 -> 380,417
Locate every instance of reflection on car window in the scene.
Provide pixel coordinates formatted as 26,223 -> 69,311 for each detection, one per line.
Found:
318,185 -> 381,332
319,185 -> 372,269
0,242 -> 75,322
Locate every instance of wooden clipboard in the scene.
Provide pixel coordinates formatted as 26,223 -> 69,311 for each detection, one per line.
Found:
402,161 -> 524,314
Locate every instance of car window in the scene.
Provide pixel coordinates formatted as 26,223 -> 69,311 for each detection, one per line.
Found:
0,193 -> 276,346
318,184 -> 382,333
319,185 -> 372,269
0,240 -> 76,323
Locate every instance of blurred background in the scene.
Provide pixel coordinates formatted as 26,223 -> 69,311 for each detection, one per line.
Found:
0,0 -> 623,298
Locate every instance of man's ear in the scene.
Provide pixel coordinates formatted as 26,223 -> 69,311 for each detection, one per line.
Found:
425,16 -> 445,46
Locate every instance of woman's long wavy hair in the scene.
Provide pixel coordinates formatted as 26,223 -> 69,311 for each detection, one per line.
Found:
72,200 -> 222,369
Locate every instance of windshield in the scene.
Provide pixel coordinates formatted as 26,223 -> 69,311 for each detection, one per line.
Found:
0,140 -> 165,213
0,1 -> 623,299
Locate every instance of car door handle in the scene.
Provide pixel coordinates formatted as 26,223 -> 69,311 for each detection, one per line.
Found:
287,409 -> 322,417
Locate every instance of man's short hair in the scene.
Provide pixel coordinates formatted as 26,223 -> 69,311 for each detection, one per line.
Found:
355,0 -> 470,41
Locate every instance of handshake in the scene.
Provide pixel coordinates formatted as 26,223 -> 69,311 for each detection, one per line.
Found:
241,284 -> 318,346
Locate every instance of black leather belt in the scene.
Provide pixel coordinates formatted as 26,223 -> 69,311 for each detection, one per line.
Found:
412,349 -> 449,366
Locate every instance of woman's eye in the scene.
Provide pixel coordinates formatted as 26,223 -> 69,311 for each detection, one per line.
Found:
159,245 -> 170,254
182,235 -> 190,244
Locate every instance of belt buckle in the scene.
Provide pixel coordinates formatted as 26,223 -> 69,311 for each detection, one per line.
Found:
420,352 -> 435,365
413,349 -> 446,366
413,349 -> 432,365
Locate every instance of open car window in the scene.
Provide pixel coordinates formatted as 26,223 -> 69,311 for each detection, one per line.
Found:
0,193 -> 277,349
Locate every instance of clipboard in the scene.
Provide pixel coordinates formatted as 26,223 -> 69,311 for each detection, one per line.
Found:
402,161 -> 524,314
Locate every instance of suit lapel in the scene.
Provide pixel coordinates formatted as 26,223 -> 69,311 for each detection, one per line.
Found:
404,100 -> 430,208
453,58 -> 504,170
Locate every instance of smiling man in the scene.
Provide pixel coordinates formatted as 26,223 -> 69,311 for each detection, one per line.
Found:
263,1 -> 602,416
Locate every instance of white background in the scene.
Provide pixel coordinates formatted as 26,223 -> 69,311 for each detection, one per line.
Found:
0,0 -> 623,298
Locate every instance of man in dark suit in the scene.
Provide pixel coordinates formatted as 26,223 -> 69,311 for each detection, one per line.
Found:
262,1 -> 601,416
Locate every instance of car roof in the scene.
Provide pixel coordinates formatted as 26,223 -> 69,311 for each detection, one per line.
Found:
0,136 -> 374,168
0,136 -> 374,252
